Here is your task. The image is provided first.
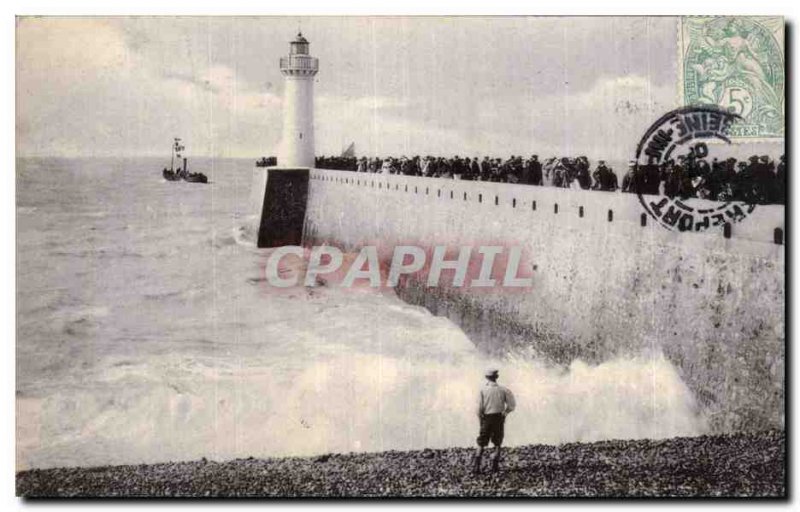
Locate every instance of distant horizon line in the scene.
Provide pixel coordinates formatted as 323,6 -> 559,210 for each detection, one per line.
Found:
15,154 -> 639,165
16,151 -> 785,162
16,154 -> 270,160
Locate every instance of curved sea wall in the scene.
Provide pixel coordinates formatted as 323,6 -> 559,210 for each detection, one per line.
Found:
298,169 -> 784,433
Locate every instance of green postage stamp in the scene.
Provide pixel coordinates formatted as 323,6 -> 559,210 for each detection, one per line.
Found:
679,16 -> 784,140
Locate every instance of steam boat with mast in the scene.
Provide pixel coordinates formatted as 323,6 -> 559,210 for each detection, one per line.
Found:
162,138 -> 208,184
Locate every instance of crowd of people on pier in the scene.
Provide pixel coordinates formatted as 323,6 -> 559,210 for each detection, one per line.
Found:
312,153 -> 786,205
256,156 -> 278,167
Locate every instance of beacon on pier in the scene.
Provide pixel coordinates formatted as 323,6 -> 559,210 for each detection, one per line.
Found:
278,33 -> 319,168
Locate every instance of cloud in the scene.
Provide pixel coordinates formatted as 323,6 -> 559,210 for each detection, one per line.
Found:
16,16 -> 682,161
17,18 -> 283,158
17,18 -> 132,78
525,74 -> 677,161
313,74 -> 675,161
349,95 -> 411,112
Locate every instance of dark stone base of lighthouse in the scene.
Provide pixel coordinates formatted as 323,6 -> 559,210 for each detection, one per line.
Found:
254,168 -> 309,248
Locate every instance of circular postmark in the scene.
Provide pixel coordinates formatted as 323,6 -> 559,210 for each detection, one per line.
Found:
635,105 -> 755,233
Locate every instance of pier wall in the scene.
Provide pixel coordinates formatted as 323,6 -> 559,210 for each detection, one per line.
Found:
301,169 -> 785,433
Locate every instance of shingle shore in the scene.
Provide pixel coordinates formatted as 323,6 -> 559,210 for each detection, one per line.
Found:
17,430 -> 785,498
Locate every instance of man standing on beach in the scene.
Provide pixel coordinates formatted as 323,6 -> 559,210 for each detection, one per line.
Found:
473,368 -> 516,474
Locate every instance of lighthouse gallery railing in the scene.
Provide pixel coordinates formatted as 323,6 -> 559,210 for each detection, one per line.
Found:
280,55 -> 319,71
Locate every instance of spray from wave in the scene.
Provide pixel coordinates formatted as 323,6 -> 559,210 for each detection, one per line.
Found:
17,241 -> 707,470
17,160 -> 707,471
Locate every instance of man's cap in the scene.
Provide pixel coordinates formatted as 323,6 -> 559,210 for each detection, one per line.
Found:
485,368 -> 499,377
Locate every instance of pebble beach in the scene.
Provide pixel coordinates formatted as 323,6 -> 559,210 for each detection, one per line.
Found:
17,430 -> 785,498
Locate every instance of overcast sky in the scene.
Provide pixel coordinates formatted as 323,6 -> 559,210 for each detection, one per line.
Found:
18,16 -> 686,160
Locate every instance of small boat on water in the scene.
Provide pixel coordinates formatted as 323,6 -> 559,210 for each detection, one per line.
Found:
162,138 -> 208,184
162,168 -> 181,181
184,172 -> 208,183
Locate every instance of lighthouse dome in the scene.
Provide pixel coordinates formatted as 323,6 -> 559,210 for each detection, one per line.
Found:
290,32 -> 310,55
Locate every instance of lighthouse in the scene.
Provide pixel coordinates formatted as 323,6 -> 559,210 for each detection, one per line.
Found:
250,33 -> 318,248
279,33 -> 319,168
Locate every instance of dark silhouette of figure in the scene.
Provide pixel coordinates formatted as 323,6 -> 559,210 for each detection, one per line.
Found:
473,368 -> 516,475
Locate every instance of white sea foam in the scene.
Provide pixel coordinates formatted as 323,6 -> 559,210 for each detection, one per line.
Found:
17,342 -> 705,469
16,157 -> 707,470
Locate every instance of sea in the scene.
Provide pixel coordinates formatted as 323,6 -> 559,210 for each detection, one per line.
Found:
16,157 -> 706,470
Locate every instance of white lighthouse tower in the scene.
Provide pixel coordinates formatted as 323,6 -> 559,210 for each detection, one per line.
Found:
249,32 -> 319,248
279,33 -> 319,168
